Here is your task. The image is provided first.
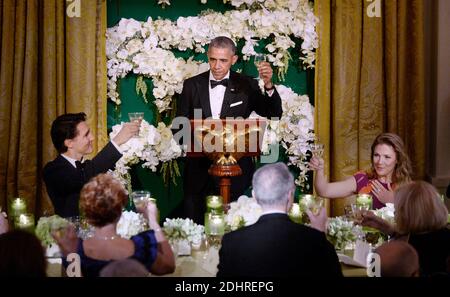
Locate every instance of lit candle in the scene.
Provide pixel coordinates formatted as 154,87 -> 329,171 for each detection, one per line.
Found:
207,214 -> 225,236
11,198 -> 27,217
206,195 -> 223,212
15,213 -> 35,233
356,194 -> 372,210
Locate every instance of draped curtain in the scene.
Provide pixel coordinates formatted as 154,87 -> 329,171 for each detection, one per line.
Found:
315,0 -> 426,216
0,0 -> 107,216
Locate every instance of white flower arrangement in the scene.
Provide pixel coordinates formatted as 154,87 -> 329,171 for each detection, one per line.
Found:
372,203 -> 395,225
109,119 -> 183,189
163,218 -> 204,247
107,1 -> 318,190
258,85 -> 315,189
116,210 -> 148,239
225,195 -> 263,231
326,217 -> 364,250
107,0 -> 318,111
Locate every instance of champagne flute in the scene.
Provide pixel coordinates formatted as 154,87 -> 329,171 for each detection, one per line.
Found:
254,54 -> 266,79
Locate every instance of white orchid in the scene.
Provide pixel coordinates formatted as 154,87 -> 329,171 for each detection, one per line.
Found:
109,120 -> 183,188
116,211 -> 148,239
225,195 -> 263,231
106,0 -> 318,111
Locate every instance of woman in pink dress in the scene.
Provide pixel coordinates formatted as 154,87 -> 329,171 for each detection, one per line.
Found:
309,133 -> 412,209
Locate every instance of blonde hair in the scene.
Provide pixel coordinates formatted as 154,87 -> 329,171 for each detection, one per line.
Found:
395,181 -> 448,235
368,133 -> 412,185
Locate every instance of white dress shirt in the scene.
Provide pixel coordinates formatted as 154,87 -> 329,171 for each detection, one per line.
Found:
209,72 -> 230,119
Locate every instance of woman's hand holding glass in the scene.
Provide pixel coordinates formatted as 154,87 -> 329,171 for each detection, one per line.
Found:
308,156 -> 325,171
51,224 -> 78,256
359,210 -> 395,236
306,206 -> 328,232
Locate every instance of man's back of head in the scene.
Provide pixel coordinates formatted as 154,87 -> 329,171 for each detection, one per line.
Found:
252,162 -> 294,210
375,240 -> 420,277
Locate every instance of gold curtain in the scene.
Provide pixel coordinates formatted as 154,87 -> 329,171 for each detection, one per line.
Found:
0,0 -> 107,217
315,0 -> 426,216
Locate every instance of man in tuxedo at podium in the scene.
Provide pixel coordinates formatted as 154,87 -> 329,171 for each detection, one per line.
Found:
43,112 -> 139,217
177,36 -> 283,224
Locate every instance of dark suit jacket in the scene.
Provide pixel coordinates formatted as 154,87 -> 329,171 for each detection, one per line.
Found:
217,213 -> 343,277
177,70 -> 283,119
43,142 -> 122,217
177,71 -> 283,222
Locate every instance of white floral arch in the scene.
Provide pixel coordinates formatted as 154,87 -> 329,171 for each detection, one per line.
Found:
106,0 -> 318,189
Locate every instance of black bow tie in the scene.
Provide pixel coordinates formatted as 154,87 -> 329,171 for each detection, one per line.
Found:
75,160 -> 86,170
210,79 -> 229,89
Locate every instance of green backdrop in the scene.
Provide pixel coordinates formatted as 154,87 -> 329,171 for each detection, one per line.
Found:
107,0 -> 314,222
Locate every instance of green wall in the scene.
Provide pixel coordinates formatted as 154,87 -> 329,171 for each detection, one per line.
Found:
107,0 -> 314,221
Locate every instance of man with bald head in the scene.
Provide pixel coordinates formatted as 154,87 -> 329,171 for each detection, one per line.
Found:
375,240 -> 420,277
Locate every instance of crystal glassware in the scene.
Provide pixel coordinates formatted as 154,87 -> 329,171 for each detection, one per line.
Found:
128,112 -> 144,122
254,53 -> 266,67
311,143 -> 324,158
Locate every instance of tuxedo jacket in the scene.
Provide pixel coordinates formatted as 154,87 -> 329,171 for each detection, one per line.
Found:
217,213 -> 343,278
177,71 -> 283,210
43,142 -> 122,217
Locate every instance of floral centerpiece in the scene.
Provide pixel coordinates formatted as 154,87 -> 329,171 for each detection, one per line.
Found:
35,215 -> 70,247
372,203 -> 395,225
363,203 -> 396,246
326,217 -> 364,251
163,218 -> 204,255
225,195 -> 262,231
116,210 -> 148,239
109,120 -> 183,190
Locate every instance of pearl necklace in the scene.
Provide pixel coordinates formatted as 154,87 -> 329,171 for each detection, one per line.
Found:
93,234 -> 119,240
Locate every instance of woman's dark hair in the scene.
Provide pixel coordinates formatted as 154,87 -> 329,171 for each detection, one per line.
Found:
50,112 -> 86,153
0,230 -> 47,277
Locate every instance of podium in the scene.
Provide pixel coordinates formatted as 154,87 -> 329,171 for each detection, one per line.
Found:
187,119 -> 267,204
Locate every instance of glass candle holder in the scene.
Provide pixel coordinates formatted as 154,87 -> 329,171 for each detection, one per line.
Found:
206,195 -> 223,213
10,198 -> 27,217
356,194 -> 372,210
204,212 -> 225,236
14,213 -> 35,233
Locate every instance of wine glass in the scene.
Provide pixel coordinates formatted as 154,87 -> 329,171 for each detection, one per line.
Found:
311,143 -> 324,158
128,112 -> 144,123
131,190 -> 153,210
